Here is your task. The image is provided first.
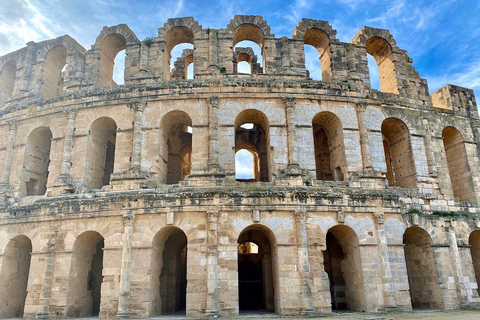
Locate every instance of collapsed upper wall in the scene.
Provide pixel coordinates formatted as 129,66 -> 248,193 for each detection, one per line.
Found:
0,15 -> 472,110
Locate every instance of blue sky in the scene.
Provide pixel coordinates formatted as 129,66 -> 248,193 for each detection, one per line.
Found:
0,0 -> 479,96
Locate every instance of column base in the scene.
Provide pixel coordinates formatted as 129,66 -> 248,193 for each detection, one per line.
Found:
108,167 -> 149,191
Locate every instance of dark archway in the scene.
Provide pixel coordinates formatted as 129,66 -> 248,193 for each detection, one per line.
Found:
237,225 -> 276,312
23,126 -> 53,196
0,235 -> 32,318
403,226 -> 443,309
66,231 -> 104,317
150,227 -> 188,316
323,225 -> 366,311
470,230 -> 480,296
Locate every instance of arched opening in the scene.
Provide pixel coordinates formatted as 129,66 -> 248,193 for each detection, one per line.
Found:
323,225 -> 366,311
238,60 -> 251,74
233,24 -> 265,73
150,227 -> 188,316
66,231 -> 104,318
303,28 -> 331,81
235,110 -> 270,182
442,127 -> 475,201
22,126 -> 52,196
165,27 -> 194,80
160,111 -> 193,184
238,225 -> 276,312
365,37 -> 398,94
85,117 -> 117,189
312,112 -> 346,181
98,33 -> 126,87
0,60 -> 16,105
0,235 -> 32,318
40,45 -> 67,99
171,50 -> 194,80
367,53 -> 380,90
113,49 -> 126,85
381,118 -> 417,188
403,227 -> 443,309
469,230 -> 480,296
235,148 -> 256,181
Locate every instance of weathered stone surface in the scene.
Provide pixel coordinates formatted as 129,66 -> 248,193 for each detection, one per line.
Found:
0,14 -> 480,319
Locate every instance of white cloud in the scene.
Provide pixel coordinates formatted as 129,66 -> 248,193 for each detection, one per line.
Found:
236,149 -> 254,179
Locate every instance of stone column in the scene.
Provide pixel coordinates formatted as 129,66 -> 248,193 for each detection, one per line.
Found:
20,41 -> 35,96
117,213 -> 135,318
283,97 -> 298,166
446,222 -> 468,305
132,104 -> 144,169
420,118 -> 438,176
206,210 -> 219,316
294,209 -> 314,314
374,212 -> 397,309
356,103 -> 373,170
60,109 -> 77,176
1,119 -> 17,186
208,97 -> 219,167
35,238 -> 57,319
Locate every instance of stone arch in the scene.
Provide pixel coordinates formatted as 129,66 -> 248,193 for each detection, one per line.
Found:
312,111 -> 346,181
352,27 -> 399,94
233,47 -> 261,74
160,110 -> 193,184
381,117 -> 417,188
442,126 -> 476,201
323,225 -> 366,311
235,109 -> 271,182
227,15 -> 272,73
292,19 -> 337,82
237,224 -> 277,312
39,45 -> 67,99
158,17 -> 202,80
0,59 -> 16,105
171,49 -> 194,80
92,24 -> 140,87
21,126 -> 52,196
150,226 -> 188,316
0,235 -> 32,318
403,226 -> 443,309
84,117 -> 117,189
97,33 -> 127,87
66,230 -> 105,318
469,230 -> 480,296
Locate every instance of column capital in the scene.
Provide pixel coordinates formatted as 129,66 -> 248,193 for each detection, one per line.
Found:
64,108 -> 78,119
207,210 -> 219,221
282,96 -> 296,108
294,208 -> 307,221
208,96 -> 219,108
373,211 -> 385,224
356,101 -> 368,111
7,119 -> 18,130
123,213 -> 135,226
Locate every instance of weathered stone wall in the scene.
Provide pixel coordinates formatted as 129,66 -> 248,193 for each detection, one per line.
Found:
0,14 -> 480,319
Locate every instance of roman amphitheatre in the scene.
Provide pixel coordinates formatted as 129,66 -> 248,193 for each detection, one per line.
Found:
1,14 -> 480,319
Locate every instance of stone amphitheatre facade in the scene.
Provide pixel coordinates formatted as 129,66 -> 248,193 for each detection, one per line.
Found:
1,14 -> 480,319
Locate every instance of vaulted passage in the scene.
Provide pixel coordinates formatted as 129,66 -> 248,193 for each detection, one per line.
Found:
323,225 -> 366,311
235,110 -> 270,182
22,126 -> 52,196
237,226 -> 276,312
98,33 -> 126,87
165,26 -> 195,80
303,28 -> 332,81
150,227 -> 187,316
469,231 -> 480,296
232,24 -> 265,73
442,127 -> 475,201
312,112 -> 346,181
40,45 -> 67,99
0,235 -> 32,318
85,117 -> 117,189
160,111 -> 192,184
366,36 -> 398,94
66,231 -> 104,318
0,60 -> 16,105
381,118 -> 417,188
403,227 -> 443,309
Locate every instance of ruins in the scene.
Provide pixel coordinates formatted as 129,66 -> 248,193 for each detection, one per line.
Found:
0,15 -> 480,318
